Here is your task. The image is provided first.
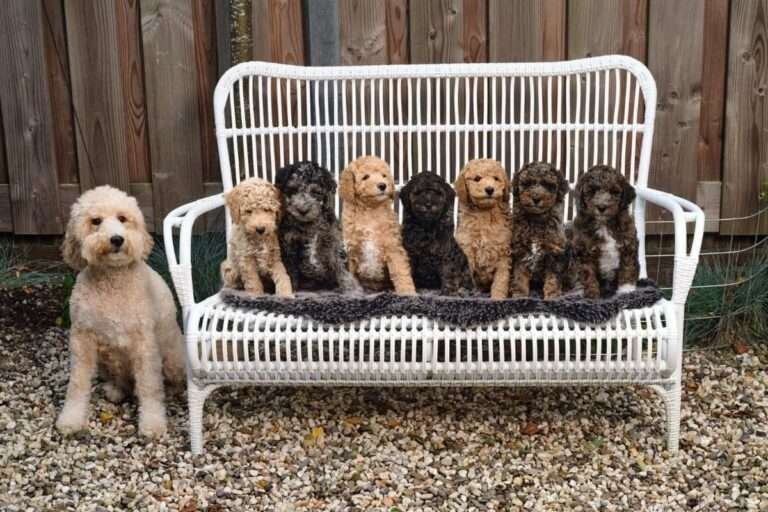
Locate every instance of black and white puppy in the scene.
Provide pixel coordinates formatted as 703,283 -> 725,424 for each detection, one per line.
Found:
275,161 -> 361,292
570,164 -> 638,298
400,171 -> 474,295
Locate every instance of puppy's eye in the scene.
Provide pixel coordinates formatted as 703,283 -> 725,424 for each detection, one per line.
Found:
244,209 -> 253,215
362,174 -> 370,181
473,176 -> 482,182
544,182 -> 557,192
91,218 -> 102,226
493,176 -> 501,182
118,215 -> 127,223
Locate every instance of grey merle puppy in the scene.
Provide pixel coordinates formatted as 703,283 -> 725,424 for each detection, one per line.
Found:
400,171 -> 474,295
275,161 -> 361,292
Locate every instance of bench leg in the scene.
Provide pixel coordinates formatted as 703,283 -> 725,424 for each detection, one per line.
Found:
651,379 -> 681,453
188,381 -> 216,455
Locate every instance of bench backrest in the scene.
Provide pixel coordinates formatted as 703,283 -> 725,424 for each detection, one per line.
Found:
213,55 -> 656,228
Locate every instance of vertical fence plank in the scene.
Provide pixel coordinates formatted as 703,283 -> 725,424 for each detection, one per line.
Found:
215,0 -> 232,75
0,105 -> 11,232
489,0 -> 565,62
646,0 -> 704,222
340,0 -> 387,65
568,0 -> 647,60
142,0 -> 204,222
463,0 -> 486,63
65,1 -> 131,191
305,0 -> 341,66
697,0 -> 729,231
193,0 -> 220,184
0,0 -> 62,234
722,0 -> 768,235
42,0 -> 79,185
115,0 -> 152,185
386,0 -> 409,64
410,0 -> 464,63
253,0 -> 306,64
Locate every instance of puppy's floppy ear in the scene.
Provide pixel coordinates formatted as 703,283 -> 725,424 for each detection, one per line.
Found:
500,171 -> 511,205
386,168 -> 396,201
339,162 -> 357,203
555,167 -> 569,203
511,166 -> 524,200
574,174 -> 588,213
620,175 -> 636,209
275,189 -> 285,223
61,210 -> 86,271
399,177 -> 413,213
453,169 -> 469,204
274,163 -> 293,191
224,187 -> 241,224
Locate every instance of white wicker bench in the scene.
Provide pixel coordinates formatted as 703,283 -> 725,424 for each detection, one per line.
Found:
163,56 -> 704,454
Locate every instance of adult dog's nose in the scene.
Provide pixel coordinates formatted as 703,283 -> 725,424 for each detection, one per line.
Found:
484,186 -> 494,196
255,226 -> 266,235
377,182 -> 387,192
532,196 -> 542,206
110,235 -> 124,248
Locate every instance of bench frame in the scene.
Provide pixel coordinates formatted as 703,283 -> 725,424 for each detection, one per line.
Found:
164,56 -> 704,454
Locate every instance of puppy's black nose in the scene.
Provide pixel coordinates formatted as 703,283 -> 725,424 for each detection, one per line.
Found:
377,182 -> 387,192
532,196 -> 541,205
484,186 -> 494,196
597,205 -> 607,213
255,227 -> 266,235
110,235 -> 124,248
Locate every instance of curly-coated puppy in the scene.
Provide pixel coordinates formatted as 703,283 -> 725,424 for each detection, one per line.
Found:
509,162 -> 569,299
275,161 -> 361,292
454,159 -> 512,299
339,156 -> 416,295
57,186 -> 184,438
221,178 -> 293,297
400,171 -> 474,295
570,164 -> 638,298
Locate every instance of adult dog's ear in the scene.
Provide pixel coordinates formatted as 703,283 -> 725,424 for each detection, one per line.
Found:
339,163 -> 357,203
224,187 -> 242,224
61,211 -> 86,271
621,176 -> 636,209
556,167 -> 570,203
274,164 -> 293,191
141,221 -> 154,261
453,169 -> 469,204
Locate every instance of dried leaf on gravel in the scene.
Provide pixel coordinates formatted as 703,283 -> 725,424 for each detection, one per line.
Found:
99,410 -> 113,425
303,425 -> 326,448
521,421 -> 539,435
343,416 -> 365,427
179,499 -> 198,512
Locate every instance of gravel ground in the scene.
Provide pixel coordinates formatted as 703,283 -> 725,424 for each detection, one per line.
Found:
1,290 -> 767,511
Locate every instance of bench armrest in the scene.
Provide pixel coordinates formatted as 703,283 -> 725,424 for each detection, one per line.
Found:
163,194 -> 226,316
635,187 -> 705,305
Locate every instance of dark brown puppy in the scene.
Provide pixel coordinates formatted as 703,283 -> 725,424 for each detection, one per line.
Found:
570,164 -> 638,298
509,162 -> 569,299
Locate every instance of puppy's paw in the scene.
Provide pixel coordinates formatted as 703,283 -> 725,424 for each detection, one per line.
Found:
138,413 -> 167,438
617,283 -> 636,294
103,382 -> 126,404
56,408 -> 88,435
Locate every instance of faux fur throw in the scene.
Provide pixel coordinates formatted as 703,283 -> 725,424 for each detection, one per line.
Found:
221,279 -> 663,328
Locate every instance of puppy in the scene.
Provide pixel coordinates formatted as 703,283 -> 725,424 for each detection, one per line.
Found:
339,156 -> 416,295
570,164 -> 639,298
275,161 -> 361,292
57,186 -> 184,438
221,178 -> 293,297
454,159 -> 512,300
509,162 -> 569,299
400,171 -> 474,295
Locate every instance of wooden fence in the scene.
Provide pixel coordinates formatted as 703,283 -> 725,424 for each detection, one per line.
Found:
0,0 -> 765,235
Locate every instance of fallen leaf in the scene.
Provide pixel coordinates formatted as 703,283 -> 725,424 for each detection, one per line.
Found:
344,416 -> 365,427
385,418 -> 401,429
636,387 -> 652,399
99,410 -> 114,425
520,421 -> 539,435
303,426 -> 326,448
162,480 -> 173,490
179,499 -> 198,512
685,381 -> 699,392
733,340 -> 750,354
256,479 -> 271,490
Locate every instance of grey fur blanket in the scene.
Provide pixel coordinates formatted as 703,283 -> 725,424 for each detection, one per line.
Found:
221,280 -> 663,328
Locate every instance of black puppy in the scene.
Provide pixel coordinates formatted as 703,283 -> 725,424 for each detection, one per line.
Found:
400,171 -> 474,295
275,161 -> 361,292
